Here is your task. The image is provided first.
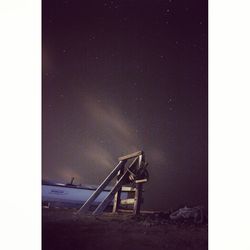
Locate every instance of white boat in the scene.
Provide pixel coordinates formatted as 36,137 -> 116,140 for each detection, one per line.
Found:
42,180 -> 130,208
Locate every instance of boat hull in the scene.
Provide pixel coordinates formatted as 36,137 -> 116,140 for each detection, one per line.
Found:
42,184 -> 128,208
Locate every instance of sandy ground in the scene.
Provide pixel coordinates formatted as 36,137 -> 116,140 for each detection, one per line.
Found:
42,208 -> 208,250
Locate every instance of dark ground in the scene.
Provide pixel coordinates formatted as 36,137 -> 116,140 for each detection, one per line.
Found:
42,208 -> 208,250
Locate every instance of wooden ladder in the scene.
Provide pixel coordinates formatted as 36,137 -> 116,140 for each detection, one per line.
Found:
76,151 -> 148,215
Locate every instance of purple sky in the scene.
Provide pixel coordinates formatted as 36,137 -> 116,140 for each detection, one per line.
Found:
43,0 -> 208,210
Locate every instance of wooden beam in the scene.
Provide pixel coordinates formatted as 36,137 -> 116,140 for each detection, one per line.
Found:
118,151 -> 143,161
135,179 -> 148,184
121,187 -> 136,192
133,182 -> 143,215
112,166 -> 124,213
120,198 -> 135,205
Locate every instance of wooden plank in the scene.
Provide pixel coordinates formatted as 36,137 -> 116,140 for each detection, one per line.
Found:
120,198 -> 135,205
112,188 -> 122,213
121,187 -> 136,192
135,178 -> 148,184
133,182 -> 143,215
118,151 -> 143,161
76,160 -> 126,214
112,166 -> 124,213
116,209 -> 134,213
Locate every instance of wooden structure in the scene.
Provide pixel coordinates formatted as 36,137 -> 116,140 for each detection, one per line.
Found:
76,151 -> 149,215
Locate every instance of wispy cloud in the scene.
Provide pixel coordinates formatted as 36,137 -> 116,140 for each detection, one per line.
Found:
82,142 -> 115,169
84,98 -> 134,139
43,95 -> 167,184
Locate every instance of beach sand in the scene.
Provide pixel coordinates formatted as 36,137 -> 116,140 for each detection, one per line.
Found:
42,208 -> 207,250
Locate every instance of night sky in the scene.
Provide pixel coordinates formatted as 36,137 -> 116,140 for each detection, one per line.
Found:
42,0 -> 208,210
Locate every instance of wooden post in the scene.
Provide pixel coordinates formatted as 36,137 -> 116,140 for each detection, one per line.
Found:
112,166 -> 124,213
133,182 -> 143,215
